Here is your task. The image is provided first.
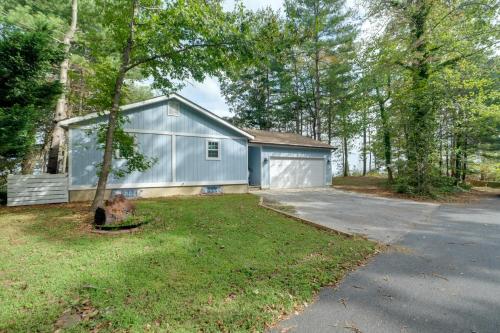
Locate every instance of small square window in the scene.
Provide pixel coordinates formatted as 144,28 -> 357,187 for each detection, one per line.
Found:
167,100 -> 180,116
206,139 -> 220,160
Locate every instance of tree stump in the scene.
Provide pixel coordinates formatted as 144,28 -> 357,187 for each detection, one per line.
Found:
94,194 -> 136,225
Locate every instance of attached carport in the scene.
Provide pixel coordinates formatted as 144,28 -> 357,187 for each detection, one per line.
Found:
244,129 -> 334,189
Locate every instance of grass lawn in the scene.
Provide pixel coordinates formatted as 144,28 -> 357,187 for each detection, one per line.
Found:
0,194 -> 374,332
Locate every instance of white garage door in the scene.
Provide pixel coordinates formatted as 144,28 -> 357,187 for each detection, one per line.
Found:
270,157 -> 325,189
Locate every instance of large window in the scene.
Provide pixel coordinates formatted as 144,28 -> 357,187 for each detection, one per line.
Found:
206,139 -> 221,160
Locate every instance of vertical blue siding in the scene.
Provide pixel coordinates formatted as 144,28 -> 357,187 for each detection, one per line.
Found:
122,101 -> 243,137
108,133 -> 172,185
175,137 -> 247,182
260,146 -> 332,188
70,128 -> 172,187
69,98 -> 249,188
70,128 -> 101,186
248,146 -> 261,186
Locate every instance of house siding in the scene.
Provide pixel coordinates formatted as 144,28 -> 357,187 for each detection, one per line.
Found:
76,101 -> 241,137
69,100 -> 248,189
260,146 -> 332,188
248,146 -> 261,186
176,136 -> 247,182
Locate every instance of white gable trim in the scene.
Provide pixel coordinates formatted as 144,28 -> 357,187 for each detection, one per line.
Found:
58,93 -> 254,140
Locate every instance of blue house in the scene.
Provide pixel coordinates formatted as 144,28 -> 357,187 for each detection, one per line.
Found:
60,94 -> 333,201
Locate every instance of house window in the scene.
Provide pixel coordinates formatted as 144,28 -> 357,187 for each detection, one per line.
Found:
167,100 -> 180,116
206,139 -> 221,160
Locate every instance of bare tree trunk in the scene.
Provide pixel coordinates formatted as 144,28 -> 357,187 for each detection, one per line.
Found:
312,1 -> 321,140
47,0 -> 78,174
327,96 -> 333,144
461,137 -> 467,182
375,84 -> 393,182
445,139 -> 450,176
368,129 -> 372,172
362,124 -> 367,176
91,0 -> 137,211
343,136 -> 349,177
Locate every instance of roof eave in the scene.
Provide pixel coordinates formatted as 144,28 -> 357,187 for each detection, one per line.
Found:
249,141 -> 335,150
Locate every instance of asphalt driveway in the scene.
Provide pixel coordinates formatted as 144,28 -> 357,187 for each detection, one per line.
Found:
259,188 -> 500,333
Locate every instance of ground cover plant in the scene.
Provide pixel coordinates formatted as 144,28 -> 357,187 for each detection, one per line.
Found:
0,194 -> 374,332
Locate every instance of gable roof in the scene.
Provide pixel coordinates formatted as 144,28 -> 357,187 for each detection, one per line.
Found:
58,93 -> 254,140
243,128 -> 334,149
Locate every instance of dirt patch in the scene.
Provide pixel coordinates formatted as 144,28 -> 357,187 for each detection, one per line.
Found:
261,198 -> 296,214
54,297 -> 100,332
332,176 -> 499,204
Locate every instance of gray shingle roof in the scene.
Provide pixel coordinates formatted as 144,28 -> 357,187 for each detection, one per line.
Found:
243,128 -> 334,149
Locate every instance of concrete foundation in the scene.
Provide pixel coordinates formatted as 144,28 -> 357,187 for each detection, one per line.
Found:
69,184 -> 249,202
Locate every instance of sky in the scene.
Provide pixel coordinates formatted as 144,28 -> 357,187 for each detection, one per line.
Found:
179,0 -> 284,118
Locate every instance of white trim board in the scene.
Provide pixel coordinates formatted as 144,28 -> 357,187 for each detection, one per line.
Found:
69,180 -> 248,190
124,128 -> 247,140
59,93 -> 254,140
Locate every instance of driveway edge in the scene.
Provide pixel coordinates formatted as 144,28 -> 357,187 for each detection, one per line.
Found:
258,197 -> 356,238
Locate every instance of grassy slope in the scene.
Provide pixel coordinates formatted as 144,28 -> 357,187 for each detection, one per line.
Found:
0,195 -> 374,332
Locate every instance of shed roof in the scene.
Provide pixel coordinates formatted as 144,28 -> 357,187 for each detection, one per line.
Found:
243,128 -> 334,149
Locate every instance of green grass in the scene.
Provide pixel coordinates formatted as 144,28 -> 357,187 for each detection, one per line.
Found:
0,194 -> 374,332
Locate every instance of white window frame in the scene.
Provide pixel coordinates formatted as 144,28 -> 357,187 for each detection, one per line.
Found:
167,100 -> 180,116
206,139 -> 221,160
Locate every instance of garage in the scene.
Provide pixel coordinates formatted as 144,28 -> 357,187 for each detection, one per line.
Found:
245,129 -> 334,189
270,157 -> 325,189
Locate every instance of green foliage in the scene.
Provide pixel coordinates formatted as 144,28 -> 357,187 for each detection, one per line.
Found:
92,113 -> 157,179
221,0 -> 359,140
0,24 -> 63,175
360,0 -> 499,193
0,195 -> 374,331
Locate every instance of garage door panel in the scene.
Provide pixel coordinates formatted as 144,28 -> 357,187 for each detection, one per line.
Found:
270,158 -> 324,189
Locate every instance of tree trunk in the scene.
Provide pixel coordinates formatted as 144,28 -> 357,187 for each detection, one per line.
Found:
375,85 -> 393,182
47,0 -> 78,174
368,129 -> 372,172
362,124 -> 367,176
343,136 -> 349,177
405,1 -> 432,192
312,2 -> 321,140
445,140 -> 449,177
91,0 -> 137,211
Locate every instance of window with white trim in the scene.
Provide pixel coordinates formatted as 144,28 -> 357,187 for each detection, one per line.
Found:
167,100 -> 180,116
206,139 -> 221,160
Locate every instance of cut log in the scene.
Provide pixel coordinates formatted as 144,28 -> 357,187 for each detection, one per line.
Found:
93,194 -> 136,225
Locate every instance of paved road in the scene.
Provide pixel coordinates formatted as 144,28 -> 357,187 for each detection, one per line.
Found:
259,189 -> 500,333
